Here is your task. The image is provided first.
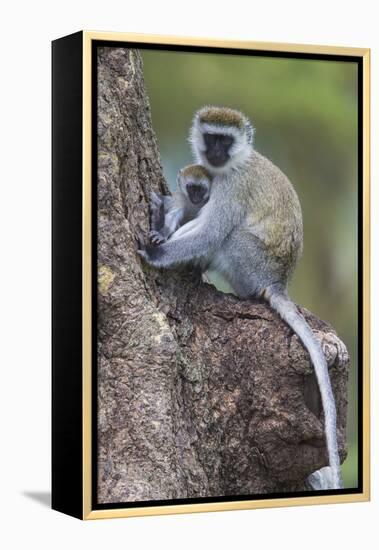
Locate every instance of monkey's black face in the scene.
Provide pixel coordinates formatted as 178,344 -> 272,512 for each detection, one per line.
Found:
186,182 -> 209,205
203,133 -> 234,167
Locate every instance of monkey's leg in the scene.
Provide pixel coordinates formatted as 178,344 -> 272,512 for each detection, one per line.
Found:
139,216 -> 208,266
149,192 -> 169,244
162,208 -> 185,241
139,193 -> 246,268
149,207 -> 184,245
149,192 -> 165,230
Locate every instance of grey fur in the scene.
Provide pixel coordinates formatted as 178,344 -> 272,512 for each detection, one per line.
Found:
141,106 -> 342,490
307,467 -> 338,490
149,192 -> 182,245
149,165 -> 212,245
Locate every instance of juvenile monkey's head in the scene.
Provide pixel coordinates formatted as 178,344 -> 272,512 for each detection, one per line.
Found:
190,106 -> 254,173
178,164 -> 212,206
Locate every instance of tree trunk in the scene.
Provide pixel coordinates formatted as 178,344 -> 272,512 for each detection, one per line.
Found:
97,46 -> 349,504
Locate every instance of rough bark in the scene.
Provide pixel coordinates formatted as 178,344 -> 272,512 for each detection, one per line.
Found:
97,47 -> 349,504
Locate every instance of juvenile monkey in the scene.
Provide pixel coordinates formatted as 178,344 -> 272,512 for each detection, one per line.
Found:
140,106 -> 343,489
149,164 -> 212,245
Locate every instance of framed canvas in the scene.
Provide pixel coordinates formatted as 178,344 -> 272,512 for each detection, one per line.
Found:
52,31 -> 370,520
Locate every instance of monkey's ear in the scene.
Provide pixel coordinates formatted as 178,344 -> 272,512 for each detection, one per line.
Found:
245,121 -> 255,145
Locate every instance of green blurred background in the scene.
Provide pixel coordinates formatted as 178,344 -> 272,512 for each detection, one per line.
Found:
141,49 -> 358,487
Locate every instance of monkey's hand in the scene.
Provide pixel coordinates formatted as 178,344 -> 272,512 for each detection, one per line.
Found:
138,244 -> 168,267
140,195 -> 236,269
138,226 -> 200,268
149,230 -> 167,245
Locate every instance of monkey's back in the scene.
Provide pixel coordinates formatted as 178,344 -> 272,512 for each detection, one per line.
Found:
212,150 -> 304,296
244,151 -> 303,269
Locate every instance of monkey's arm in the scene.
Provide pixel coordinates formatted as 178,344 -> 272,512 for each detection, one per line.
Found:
161,207 -> 185,239
149,193 -> 185,244
140,193 -> 243,268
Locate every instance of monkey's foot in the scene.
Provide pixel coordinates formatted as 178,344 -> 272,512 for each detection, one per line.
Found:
149,230 -> 166,245
316,331 -> 349,368
149,192 -> 164,219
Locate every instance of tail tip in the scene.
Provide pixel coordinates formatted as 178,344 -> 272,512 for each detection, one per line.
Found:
307,466 -> 343,490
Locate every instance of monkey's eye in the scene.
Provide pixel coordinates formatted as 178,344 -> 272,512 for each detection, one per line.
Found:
204,133 -> 234,149
220,135 -> 234,147
203,133 -> 216,146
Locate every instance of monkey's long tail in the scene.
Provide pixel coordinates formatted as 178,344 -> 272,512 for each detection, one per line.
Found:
267,289 -> 343,490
